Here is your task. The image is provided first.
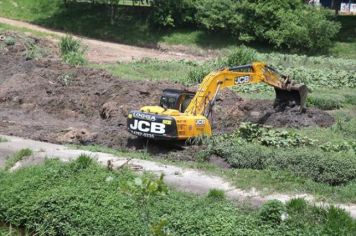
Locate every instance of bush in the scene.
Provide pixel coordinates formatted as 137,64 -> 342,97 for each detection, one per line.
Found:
207,189 -> 225,200
4,36 -> 15,46
267,149 -> 356,186
149,0 -> 197,27
59,35 -> 86,66
259,200 -> 286,224
323,206 -> 356,235
208,139 -> 356,185
226,46 -> 257,66
264,7 -> 340,52
186,46 -> 257,85
151,0 -> 340,52
220,141 -> 271,170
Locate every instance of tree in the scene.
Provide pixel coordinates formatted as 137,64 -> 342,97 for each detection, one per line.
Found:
332,0 -> 342,15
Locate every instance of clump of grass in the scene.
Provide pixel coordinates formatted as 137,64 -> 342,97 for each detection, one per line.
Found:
4,36 -> 15,46
57,72 -> 75,86
307,95 -> 343,110
59,35 -> 87,66
259,200 -> 287,224
24,39 -> 47,60
69,154 -> 93,172
0,136 -> 8,142
207,189 -> 225,200
5,148 -> 33,170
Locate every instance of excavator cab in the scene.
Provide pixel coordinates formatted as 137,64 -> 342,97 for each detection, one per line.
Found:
160,89 -> 195,112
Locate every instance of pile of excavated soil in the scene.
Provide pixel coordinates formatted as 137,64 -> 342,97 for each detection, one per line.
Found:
239,100 -> 335,128
0,32 -> 334,151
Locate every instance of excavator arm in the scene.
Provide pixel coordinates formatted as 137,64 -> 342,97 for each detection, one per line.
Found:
184,62 -> 308,116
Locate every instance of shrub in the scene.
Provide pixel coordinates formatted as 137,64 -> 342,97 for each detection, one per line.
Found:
259,200 -> 286,224
69,154 -> 93,171
153,0 -> 340,52
186,65 -> 210,84
221,142 -> 271,170
149,0 -> 197,27
62,51 -> 87,66
4,36 -> 15,46
264,7 -> 340,52
286,198 -> 308,213
59,35 -> 86,66
195,0 -> 241,34
267,149 -> 356,185
226,46 -> 257,66
208,138 -> 356,185
207,189 -> 225,200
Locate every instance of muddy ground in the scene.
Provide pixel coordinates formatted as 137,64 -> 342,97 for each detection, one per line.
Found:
0,33 -> 334,156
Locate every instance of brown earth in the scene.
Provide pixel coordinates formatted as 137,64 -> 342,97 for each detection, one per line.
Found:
0,32 -> 334,154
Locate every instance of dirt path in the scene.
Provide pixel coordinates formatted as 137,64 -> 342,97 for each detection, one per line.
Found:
1,134 -> 355,219
0,17 -> 210,63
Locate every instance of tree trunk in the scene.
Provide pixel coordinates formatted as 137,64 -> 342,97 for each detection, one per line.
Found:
333,0 -> 342,15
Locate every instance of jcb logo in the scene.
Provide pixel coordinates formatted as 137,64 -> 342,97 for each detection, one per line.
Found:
235,76 -> 250,84
129,120 -> 166,134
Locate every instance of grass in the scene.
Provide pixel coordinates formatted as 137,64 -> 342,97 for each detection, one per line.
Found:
59,35 -> 87,65
0,157 -> 354,235
0,136 -> 8,142
93,58 -> 196,82
0,22 -> 55,39
331,15 -> 356,59
4,148 -> 33,170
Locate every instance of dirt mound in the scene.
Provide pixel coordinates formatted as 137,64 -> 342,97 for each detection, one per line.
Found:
239,100 -> 335,128
0,32 -> 334,152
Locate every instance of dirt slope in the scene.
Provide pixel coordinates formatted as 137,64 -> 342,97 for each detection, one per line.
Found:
0,16 -> 211,63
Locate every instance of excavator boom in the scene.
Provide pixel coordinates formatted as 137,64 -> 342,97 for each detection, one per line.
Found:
185,63 -> 308,116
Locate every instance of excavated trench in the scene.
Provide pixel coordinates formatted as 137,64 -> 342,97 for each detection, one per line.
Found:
0,33 -> 335,156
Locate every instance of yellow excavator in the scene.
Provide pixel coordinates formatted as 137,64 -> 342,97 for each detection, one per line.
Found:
127,62 -> 308,140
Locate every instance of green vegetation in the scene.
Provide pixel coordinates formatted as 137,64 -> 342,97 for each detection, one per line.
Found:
207,189 -> 225,200
202,119 -> 356,186
4,149 -> 33,170
99,46 -> 356,94
330,15 -> 356,59
94,58 -> 196,82
73,143 -> 356,204
0,137 -> 8,142
59,35 -> 87,65
0,157 -> 355,235
0,22 -> 55,38
0,0 -> 354,57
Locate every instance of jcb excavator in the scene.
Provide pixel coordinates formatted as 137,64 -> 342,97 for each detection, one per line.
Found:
127,62 -> 308,140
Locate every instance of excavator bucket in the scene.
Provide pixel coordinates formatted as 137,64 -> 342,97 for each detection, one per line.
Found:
274,83 -> 308,112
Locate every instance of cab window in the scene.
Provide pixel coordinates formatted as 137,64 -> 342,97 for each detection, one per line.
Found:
160,96 -> 177,109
